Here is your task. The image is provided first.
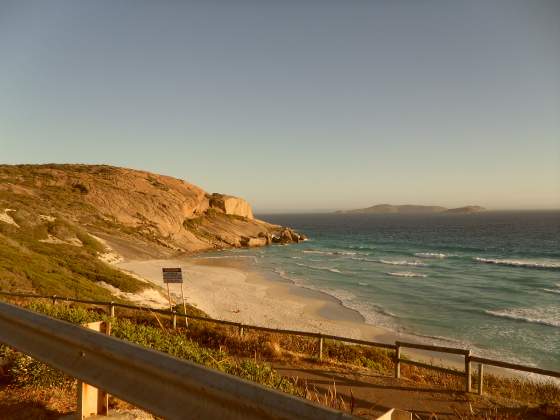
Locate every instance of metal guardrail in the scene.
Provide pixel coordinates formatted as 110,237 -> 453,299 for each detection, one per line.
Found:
1,291 -> 559,396
0,300 -> 353,419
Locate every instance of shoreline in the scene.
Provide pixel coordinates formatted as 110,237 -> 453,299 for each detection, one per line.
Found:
117,256 -> 392,342
116,254 -> 511,376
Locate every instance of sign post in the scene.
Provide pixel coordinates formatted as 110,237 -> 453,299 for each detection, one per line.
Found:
162,268 -> 188,327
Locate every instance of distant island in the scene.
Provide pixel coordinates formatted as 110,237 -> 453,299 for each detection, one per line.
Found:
336,204 -> 486,214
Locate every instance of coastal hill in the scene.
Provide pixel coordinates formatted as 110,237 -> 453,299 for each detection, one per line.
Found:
337,204 -> 485,214
0,164 -> 304,253
0,164 -> 303,296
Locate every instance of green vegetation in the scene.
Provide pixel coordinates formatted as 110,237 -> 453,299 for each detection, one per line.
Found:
0,206 -> 147,299
0,301 -> 300,398
1,298 -> 559,419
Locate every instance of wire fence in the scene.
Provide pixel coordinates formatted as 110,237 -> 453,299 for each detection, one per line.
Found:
1,290 -> 558,395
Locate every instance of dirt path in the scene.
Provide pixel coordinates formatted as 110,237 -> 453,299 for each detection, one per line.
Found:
273,362 -> 520,419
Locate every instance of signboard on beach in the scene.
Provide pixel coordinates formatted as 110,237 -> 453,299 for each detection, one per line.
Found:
162,267 -> 188,328
162,267 -> 183,283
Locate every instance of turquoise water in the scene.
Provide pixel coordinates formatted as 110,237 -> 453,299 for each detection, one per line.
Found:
220,212 -> 559,371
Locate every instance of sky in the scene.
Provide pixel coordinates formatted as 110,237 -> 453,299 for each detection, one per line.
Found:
1,1 -> 559,212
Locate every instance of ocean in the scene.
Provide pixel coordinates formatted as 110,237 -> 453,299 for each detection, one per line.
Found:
218,212 -> 559,371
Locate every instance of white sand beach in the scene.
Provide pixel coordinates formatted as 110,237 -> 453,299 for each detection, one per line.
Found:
115,255 -> 524,377
117,256 -> 393,342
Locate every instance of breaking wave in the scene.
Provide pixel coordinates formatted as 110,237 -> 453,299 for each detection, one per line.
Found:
486,307 -> 560,328
414,252 -> 447,259
473,257 -> 560,270
296,263 -> 342,273
351,257 -> 378,263
271,268 -> 395,327
378,259 -> 427,267
302,250 -> 356,256
386,271 -> 427,278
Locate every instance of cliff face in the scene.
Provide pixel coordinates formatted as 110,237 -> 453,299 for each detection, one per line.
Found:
0,164 -> 304,257
209,194 -> 254,219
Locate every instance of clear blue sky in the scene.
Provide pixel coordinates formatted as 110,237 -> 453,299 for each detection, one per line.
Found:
1,1 -> 559,211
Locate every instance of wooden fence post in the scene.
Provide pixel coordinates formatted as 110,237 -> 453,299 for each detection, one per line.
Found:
477,363 -> 484,395
239,324 -> 244,337
79,321 -> 109,418
109,302 -> 115,318
395,344 -> 401,379
172,311 -> 177,330
52,295 -> 57,305
318,335 -> 323,360
465,350 -> 471,392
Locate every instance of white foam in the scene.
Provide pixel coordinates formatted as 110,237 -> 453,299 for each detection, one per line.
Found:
414,252 -> 447,259
474,257 -> 560,270
386,271 -> 427,278
486,307 -> 560,328
271,268 -> 395,328
303,250 -> 334,255
543,288 -> 560,295
296,263 -> 342,273
378,259 -> 427,267
351,257 -> 378,262
302,249 -> 356,256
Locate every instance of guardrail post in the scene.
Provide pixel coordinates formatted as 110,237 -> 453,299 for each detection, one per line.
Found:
79,321 -> 109,417
465,350 -> 471,392
395,344 -> 401,379
109,302 -> 115,318
477,363 -> 484,395
318,335 -> 324,360
52,295 -> 57,305
172,311 -> 177,330
239,324 -> 244,337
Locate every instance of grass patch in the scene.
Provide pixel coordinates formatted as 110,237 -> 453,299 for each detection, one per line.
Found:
0,211 -> 147,298
1,302 -> 301,398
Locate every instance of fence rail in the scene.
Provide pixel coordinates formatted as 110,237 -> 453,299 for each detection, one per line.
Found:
0,300 -> 352,419
1,290 -> 559,396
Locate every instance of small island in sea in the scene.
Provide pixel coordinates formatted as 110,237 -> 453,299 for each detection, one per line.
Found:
336,204 -> 486,214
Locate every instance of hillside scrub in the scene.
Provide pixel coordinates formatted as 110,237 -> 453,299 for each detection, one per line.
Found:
4,299 -> 558,411
0,302 -> 301,398
0,208 -> 148,299
0,164 -> 302,255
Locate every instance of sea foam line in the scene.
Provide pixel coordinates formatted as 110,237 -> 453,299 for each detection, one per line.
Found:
386,271 -> 427,278
296,263 -> 342,273
303,250 -> 357,256
486,307 -> 560,328
543,288 -> 560,295
474,257 -> 560,270
271,268 -> 395,327
378,259 -> 427,267
414,252 -> 447,259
